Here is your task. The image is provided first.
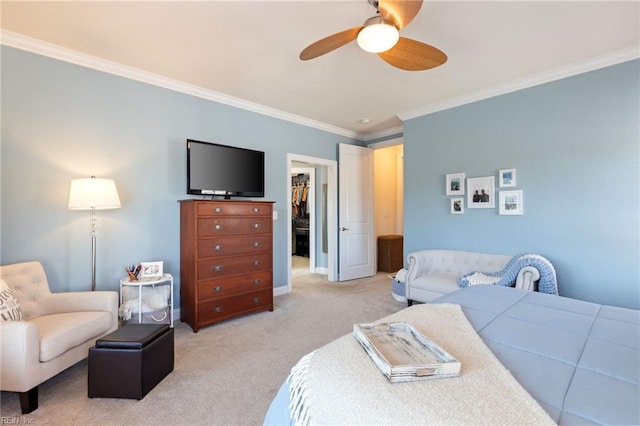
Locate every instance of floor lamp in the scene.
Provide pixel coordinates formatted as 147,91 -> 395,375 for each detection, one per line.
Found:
68,176 -> 121,291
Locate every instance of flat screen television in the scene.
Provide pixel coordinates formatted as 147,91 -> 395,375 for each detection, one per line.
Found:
186,139 -> 265,198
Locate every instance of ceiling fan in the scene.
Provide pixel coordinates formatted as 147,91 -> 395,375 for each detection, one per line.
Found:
299,0 -> 447,71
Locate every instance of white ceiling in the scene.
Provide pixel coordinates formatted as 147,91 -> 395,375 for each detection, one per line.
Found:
1,1 -> 638,140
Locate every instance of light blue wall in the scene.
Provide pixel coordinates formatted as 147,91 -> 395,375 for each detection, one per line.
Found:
0,46 -> 360,305
404,60 -> 640,309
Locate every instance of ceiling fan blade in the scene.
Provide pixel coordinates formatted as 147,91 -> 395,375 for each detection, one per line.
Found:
300,27 -> 363,61
377,37 -> 447,71
378,0 -> 423,30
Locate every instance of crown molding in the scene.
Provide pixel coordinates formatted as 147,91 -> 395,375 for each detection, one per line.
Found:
0,30 -> 362,140
398,46 -> 640,122
4,30 -> 635,142
360,125 -> 404,142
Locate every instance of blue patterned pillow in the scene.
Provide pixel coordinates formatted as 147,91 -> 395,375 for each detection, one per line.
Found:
0,278 -> 23,321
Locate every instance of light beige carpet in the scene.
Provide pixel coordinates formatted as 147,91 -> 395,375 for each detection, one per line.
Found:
0,270 -> 404,425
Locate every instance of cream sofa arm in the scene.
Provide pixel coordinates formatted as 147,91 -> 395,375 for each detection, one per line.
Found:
0,321 -> 40,390
515,266 -> 540,292
44,291 -> 119,324
406,250 -> 435,283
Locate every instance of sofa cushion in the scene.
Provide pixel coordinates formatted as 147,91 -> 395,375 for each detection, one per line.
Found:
0,278 -> 23,321
412,273 -> 460,294
30,311 -> 113,362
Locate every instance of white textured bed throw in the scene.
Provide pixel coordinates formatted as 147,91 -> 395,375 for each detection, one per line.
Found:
288,303 -> 554,425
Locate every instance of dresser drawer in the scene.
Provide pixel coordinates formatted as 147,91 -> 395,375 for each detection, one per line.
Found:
197,235 -> 271,258
198,289 -> 273,324
197,253 -> 271,280
197,217 -> 272,237
197,271 -> 272,301
196,202 -> 271,217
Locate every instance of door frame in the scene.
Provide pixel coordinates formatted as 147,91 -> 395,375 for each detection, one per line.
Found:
286,153 -> 338,293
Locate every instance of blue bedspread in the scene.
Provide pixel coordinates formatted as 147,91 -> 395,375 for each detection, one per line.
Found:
264,285 -> 639,425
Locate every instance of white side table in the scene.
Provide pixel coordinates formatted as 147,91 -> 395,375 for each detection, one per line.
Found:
119,273 -> 173,327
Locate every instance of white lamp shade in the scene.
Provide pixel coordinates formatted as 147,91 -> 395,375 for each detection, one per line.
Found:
68,177 -> 121,210
357,18 -> 399,53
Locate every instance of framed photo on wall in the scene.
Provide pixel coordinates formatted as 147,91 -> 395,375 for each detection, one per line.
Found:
450,198 -> 464,214
467,176 -> 495,208
499,190 -> 524,215
445,173 -> 465,195
499,168 -> 516,188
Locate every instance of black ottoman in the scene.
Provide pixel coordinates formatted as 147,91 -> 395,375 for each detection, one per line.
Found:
88,324 -> 174,400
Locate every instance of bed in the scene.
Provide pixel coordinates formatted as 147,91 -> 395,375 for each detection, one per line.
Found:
264,285 -> 639,425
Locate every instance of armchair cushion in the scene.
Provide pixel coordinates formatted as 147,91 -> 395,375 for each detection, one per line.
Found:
0,278 -> 23,321
31,311 -> 113,362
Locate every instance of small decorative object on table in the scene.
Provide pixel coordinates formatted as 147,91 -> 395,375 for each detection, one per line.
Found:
139,261 -> 163,280
353,322 -> 461,383
125,264 -> 140,281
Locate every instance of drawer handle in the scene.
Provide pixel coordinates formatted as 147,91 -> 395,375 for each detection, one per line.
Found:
252,208 -> 260,213
253,260 -> 261,266
213,244 -> 222,251
252,242 -> 261,248
213,265 -> 223,272
214,306 -> 223,313
214,224 -> 223,231
253,297 -> 261,304
213,285 -> 223,292
252,223 -> 260,229
213,207 -> 222,213
252,279 -> 261,286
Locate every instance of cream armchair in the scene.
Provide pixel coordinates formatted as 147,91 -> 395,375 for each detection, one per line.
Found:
0,261 -> 118,413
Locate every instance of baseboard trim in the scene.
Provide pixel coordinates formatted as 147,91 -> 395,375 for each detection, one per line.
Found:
273,286 -> 289,297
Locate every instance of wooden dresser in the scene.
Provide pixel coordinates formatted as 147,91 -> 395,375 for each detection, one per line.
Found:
179,199 -> 274,332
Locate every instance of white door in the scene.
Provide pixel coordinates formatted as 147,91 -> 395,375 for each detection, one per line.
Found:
338,143 -> 375,281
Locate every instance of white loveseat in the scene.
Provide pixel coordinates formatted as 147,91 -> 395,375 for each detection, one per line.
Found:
0,261 -> 118,413
405,249 -> 540,305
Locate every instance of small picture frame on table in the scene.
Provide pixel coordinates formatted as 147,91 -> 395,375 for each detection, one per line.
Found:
140,261 -> 164,280
499,190 -> 524,215
499,168 -> 516,188
445,173 -> 465,196
450,198 -> 464,215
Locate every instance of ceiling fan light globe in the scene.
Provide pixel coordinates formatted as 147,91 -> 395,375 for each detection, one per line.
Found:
357,20 -> 399,53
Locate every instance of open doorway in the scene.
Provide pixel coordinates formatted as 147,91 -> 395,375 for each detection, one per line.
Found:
286,154 -> 337,294
284,142 -> 402,293
291,167 -> 315,277
372,142 -> 404,237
